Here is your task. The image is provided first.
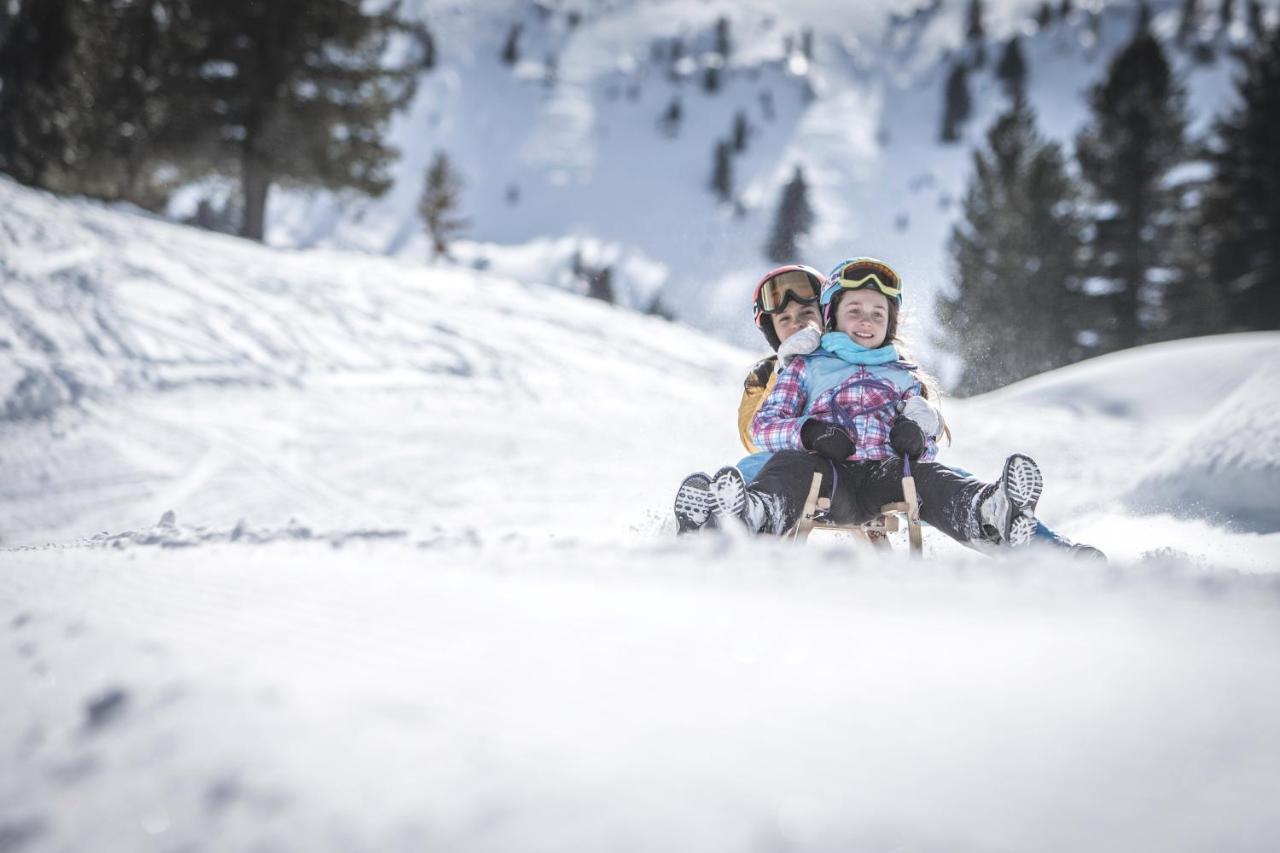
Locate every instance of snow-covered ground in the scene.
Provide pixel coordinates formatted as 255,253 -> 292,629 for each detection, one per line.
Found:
4,178 -> 1280,851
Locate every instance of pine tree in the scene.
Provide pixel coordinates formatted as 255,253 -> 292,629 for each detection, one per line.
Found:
419,152 -> 467,260
586,266 -> 614,303
1247,0 -> 1264,38
995,36 -> 1028,101
702,63 -> 721,93
939,97 -> 1087,393
1036,2 -> 1054,30
660,98 -> 682,137
940,62 -> 973,143
67,0 -> 197,207
180,0 -> 422,241
1199,24 -> 1280,329
1075,26 -> 1192,350
966,0 -> 987,67
713,16 -> 731,60
501,22 -> 521,65
710,139 -> 733,201
765,166 -> 814,263
1219,0 -> 1236,31
0,0 -> 82,188
731,111 -> 750,152
1178,0 -> 1201,45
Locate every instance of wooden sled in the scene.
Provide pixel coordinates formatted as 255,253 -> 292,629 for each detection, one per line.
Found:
786,470 -> 924,556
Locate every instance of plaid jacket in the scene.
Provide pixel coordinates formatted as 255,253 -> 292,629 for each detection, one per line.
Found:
750,352 -> 939,462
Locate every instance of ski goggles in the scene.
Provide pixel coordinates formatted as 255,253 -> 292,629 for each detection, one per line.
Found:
754,269 -> 822,316
823,258 -> 903,305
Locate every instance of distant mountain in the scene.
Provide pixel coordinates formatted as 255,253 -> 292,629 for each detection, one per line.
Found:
168,0 -> 1259,359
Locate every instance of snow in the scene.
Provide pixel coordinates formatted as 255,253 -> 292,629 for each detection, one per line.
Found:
4,174 -> 1280,850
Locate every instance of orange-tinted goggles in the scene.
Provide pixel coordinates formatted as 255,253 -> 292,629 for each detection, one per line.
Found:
755,270 -> 821,314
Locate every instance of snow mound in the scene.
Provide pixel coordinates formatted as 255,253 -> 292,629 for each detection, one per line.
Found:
975,332 -> 1280,423
1130,359 -> 1280,532
0,177 -> 745,425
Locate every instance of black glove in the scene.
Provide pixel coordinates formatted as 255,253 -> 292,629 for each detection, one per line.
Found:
800,419 -> 856,460
889,416 -> 927,459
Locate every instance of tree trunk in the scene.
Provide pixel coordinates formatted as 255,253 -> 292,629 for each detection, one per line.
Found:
240,148 -> 270,242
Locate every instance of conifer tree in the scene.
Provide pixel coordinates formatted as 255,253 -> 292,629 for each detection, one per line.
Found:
995,36 -> 1028,101
966,0 -> 987,66
66,0 -> 197,207
940,62 -> 973,142
713,16 -> 731,60
710,139 -> 733,202
660,98 -> 682,137
1075,23 -> 1192,350
1247,0 -> 1264,37
0,0 -> 81,188
1036,2 -> 1054,30
939,97 -> 1087,393
1059,0 -> 1074,19
1199,24 -> 1280,330
1178,0 -> 1201,45
419,152 -> 467,260
501,22 -> 521,65
1219,0 -> 1236,31
732,111 -> 749,152
703,63 -> 721,93
765,166 -> 814,263
182,0 -> 422,241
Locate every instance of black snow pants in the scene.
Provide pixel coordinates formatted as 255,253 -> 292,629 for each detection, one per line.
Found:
750,450 -> 989,544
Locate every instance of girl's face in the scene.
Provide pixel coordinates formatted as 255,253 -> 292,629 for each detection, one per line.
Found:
773,300 -> 823,342
834,289 -> 890,348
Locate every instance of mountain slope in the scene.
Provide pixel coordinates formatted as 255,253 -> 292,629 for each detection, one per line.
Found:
219,0 -> 1253,359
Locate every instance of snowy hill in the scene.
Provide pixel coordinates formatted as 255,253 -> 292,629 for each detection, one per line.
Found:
208,0 -> 1253,359
4,177 -> 1280,851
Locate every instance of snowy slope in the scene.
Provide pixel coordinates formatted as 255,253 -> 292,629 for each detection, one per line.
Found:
211,0 -> 1254,359
4,177 -> 1280,852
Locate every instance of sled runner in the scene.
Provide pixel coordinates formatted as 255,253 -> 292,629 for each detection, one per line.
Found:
786,465 -> 924,556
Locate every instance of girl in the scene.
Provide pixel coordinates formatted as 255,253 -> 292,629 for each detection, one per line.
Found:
700,257 -> 1044,548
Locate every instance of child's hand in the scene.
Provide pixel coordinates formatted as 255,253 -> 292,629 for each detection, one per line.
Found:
801,418 -> 856,460
890,417 -> 926,459
777,326 -> 822,366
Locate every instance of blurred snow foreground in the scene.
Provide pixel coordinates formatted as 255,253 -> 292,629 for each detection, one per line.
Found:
3,178 -> 1280,851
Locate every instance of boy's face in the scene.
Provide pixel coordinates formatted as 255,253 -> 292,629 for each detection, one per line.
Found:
834,289 -> 890,348
773,300 -> 822,343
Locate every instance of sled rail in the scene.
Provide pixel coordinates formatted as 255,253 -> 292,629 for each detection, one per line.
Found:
787,471 -> 923,557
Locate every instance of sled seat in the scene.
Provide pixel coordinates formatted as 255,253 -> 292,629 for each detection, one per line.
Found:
786,471 -> 923,556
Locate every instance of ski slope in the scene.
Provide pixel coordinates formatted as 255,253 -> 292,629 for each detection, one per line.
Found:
3,178 -> 1280,851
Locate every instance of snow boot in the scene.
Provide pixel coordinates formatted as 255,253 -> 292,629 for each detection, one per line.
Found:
978,454 -> 1043,546
674,471 -> 715,534
708,466 -> 786,535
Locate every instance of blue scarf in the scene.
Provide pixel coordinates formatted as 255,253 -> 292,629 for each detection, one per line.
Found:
819,332 -> 900,366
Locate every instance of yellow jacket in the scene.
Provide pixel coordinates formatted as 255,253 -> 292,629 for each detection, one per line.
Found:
737,355 -> 778,453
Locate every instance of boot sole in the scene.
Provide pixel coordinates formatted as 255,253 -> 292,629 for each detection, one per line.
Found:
709,465 -> 749,523
674,473 -> 713,534
1002,454 -> 1043,546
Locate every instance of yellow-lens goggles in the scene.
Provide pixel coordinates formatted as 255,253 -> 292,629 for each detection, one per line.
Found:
837,263 -> 901,299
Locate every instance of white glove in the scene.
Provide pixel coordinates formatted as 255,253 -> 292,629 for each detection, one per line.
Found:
900,395 -> 944,440
776,326 -> 822,366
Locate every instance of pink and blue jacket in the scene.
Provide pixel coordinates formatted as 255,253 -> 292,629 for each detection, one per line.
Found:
750,349 -> 939,463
